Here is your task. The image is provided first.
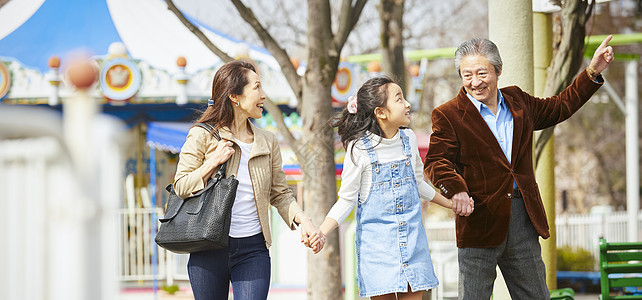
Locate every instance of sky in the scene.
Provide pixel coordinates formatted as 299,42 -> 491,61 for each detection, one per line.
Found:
174,0 -> 489,60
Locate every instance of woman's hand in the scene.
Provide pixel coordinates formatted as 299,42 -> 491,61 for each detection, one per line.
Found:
201,139 -> 235,182
210,139 -> 235,167
296,212 -> 325,253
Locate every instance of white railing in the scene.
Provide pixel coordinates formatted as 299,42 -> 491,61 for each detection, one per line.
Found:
555,211 -> 641,260
1,106 -> 126,300
118,208 -> 165,281
426,210 -> 642,263
117,209 -> 641,285
117,208 -> 189,284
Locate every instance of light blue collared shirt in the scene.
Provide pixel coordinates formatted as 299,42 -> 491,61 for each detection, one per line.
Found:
466,90 -> 517,188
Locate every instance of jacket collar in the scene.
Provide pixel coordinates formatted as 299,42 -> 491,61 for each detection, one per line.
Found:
218,120 -> 271,159
455,86 -> 524,167
500,88 -> 523,165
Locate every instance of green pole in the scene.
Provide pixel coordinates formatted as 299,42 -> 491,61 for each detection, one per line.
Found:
533,11 -> 557,290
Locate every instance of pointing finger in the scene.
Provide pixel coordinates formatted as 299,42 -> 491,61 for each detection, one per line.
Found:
599,34 -> 613,50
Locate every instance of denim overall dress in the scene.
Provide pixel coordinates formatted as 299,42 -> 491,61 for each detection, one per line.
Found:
356,131 -> 439,297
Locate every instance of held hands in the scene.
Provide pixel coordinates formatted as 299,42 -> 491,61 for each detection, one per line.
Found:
307,231 -> 326,254
452,192 -> 475,217
296,213 -> 325,254
587,35 -> 615,80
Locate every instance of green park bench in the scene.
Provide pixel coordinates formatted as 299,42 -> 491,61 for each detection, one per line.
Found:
599,238 -> 642,299
550,287 -> 575,300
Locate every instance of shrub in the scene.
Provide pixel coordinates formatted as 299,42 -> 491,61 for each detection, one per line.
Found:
557,246 -> 595,271
161,284 -> 180,295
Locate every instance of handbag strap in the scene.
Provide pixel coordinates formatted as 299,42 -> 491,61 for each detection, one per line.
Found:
195,122 -> 228,179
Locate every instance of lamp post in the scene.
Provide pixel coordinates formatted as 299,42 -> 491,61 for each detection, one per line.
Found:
46,56 -> 61,106
175,56 -> 188,105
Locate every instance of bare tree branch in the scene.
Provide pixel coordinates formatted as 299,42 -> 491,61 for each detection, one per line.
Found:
534,0 -> 594,166
263,99 -> 298,147
379,0 -> 406,95
274,1 -> 308,48
166,0 -> 234,63
333,0 -> 368,55
168,0 -> 297,147
230,0 -> 303,103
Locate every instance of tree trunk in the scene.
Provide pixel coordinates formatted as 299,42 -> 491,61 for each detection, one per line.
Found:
379,0 -> 407,95
167,0 -> 368,297
300,2 -> 343,298
534,0 -> 594,166
299,84 -> 342,299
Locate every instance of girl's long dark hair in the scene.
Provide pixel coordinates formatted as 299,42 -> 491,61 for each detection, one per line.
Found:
194,60 -> 256,129
332,76 -> 394,156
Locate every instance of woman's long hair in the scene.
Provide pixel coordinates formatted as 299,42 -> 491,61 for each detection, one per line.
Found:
194,60 -> 256,129
332,76 -> 394,158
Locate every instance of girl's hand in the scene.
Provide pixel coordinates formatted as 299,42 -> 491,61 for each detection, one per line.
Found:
308,231 -> 326,254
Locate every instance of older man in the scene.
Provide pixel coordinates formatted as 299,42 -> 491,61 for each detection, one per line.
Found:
424,36 -> 613,299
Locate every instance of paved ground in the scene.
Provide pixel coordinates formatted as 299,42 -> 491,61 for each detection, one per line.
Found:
119,287 -> 600,300
119,286 -> 308,300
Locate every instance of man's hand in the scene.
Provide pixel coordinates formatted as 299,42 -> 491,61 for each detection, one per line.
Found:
452,192 -> 474,217
587,35 -> 614,79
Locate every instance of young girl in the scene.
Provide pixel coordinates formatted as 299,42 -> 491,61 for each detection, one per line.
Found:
317,76 -> 473,300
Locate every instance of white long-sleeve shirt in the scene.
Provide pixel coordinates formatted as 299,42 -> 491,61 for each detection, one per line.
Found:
326,129 -> 437,225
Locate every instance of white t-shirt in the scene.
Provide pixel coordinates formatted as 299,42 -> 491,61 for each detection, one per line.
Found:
228,139 -> 262,238
326,129 -> 437,225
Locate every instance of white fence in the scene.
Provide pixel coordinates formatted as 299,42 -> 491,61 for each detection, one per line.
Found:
118,208 -> 642,285
555,211 -> 642,260
117,208 -> 189,285
426,210 -> 642,263
1,106 -> 126,300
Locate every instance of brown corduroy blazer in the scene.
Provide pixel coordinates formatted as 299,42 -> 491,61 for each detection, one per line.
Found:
173,121 -> 302,248
424,69 -> 602,248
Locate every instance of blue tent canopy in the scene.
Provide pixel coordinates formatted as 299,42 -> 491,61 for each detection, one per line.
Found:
0,0 -> 123,71
0,0 -> 279,73
146,121 -> 192,154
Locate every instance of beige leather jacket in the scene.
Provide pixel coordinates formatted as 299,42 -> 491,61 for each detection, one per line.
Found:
173,121 -> 302,248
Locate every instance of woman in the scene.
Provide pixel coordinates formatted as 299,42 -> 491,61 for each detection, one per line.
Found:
173,60 -> 323,300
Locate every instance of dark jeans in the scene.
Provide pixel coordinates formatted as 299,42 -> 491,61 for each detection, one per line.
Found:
188,232 -> 271,300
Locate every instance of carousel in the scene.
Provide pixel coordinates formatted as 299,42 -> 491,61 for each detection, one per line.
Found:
0,0 -> 373,289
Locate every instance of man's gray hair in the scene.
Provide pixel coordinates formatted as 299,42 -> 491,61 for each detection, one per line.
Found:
454,38 -> 503,77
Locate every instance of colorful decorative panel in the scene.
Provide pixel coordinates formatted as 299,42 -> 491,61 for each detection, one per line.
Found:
99,58 -> 141,102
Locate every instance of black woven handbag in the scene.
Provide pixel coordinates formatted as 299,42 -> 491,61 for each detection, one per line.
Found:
155,123 -> 239,253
